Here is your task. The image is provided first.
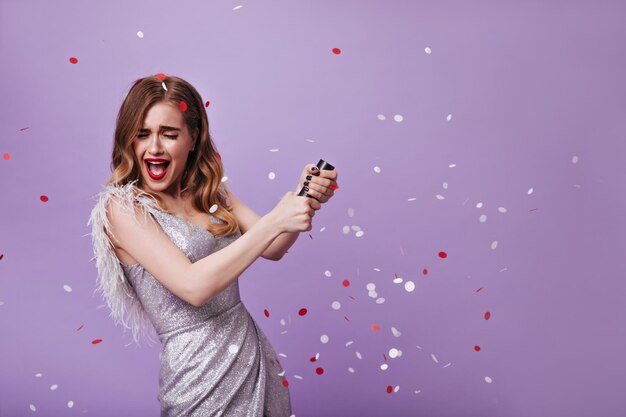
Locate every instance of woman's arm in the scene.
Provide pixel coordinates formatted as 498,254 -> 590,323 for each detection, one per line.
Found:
106,196 -> 283,307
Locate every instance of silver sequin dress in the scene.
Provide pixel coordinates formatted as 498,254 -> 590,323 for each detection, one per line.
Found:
88,181 -> 292,417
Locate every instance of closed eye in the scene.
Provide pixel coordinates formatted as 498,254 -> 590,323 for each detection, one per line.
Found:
136,133 -> 178,139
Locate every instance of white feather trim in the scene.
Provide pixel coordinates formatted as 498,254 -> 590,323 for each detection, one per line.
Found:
87,179 -> 163,347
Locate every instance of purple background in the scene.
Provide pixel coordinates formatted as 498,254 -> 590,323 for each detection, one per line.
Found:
1,0 -> 625,416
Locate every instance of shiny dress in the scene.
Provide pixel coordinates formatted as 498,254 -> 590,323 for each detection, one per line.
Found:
88,181 -> 292,417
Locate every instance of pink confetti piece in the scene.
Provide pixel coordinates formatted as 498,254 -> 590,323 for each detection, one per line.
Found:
3,153 -> 10,160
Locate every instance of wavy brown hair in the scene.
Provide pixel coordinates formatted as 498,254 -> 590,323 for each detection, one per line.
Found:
107,74 -> 239,238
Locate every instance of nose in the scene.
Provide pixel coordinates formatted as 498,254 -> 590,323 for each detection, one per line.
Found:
147,134 -> 164,155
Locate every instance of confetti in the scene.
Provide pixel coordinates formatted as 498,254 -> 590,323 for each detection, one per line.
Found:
355,231 -> 364,237
233,5 -> 243,10
391,327 -> 401,337
449,163 -> 456,168
394,385 -> 400,392
348,367 -> 355,373
386,385 -> 393,394
35,373 -> 43,377
298,308 -> 308,316
393,115 -> 403,122
3,153 -> 10,160
380,363 -> 388,370
342,279 -> 350,287
0,301 -> 4,306
179,101 -> 187,112
293,375 -> 303,380
371,324 -> 380,332
366,283 -> 376,291
155,73 -> 167,81
498,207 -> 507,213
527,187 -> 534,195
368,290 -> 378,298
205,101 -> 211,107
393,277 -> 403,284
424,47 -> 431,54
20,127 -> 29,131
443,181 -> 448,189
63,285 -> 72,292
474,345 -> 481,351
356,351 -> 362,359
137,31 -> 144,38
490,241 -> 498,250
76,324 -> 84,331
484,311 -> 491,320
320,335 -> 329,344
324,270 -> 332,277
40,195 -> 49,202
389,348 -> 399,358
431,353 -> 438,363
572,155 -> 579,164
375,298 -> 385,304
435,194 -> 445,200
345,341 -> 354,347
91,339 -> 103,344
484,376 -> 493,383
331,301 -> 341,310
438,251 -> 447,259
332,48 -> 341,55
377,114 -> 386,120
373,166 -> 381,173
479,214 -> 487,223
50,384 -> 58,391
422,268 -> 428,275
162,82 -> 168,91
408,197 -> 416,201
342,225 -> 350,234
209,204 -> 218,214
347,208 -> 355,217
30,404 -> 36,411
442,363 -> 451,368
315,367 -> 324,375
69,56 -> 78,64
282,379 -> 289,387
446,114 -> 452,121
67,401 -> 74,408
0,254 -> 4,260
268,172 -> 276,180
264,309 -> 270,317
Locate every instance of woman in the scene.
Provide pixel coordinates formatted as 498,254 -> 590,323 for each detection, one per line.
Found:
87,74 -> 338,417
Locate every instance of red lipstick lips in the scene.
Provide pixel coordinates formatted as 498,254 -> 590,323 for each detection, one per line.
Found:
145,158 -> 170,180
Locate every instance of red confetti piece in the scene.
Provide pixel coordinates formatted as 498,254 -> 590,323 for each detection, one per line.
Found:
343,316 -> 350,322
179,101 -> 187,112
298,308 -> 308,316
263,309 -> 270,318
3,153 -> 10,160
216,152 -> 221,161
315,367 -> 324,375
69,57 -> 78,64
529,208 -> 539,212
371,324 -> 380,331
282,379 -> 289,387
383,354 -> 388,362
309,356 -> 317,362
0,254 -> 4,260
19,127 -> 29,131
91,339 -> 103,344
76,324 -> 84,331
438,251 -> 447,259
422,268 -> 428,275
40,195 -> 49,202
348,295 -> 356,300
476,287 -> 483,293
386,385 -> 393,394
484,311 -> 491,320
329,183 -> 339,190
155,73 -> 167,81
474,345 -> 481,351
342,279 -> 350,287
205,101 -> 211,107
332,48 -> 341,55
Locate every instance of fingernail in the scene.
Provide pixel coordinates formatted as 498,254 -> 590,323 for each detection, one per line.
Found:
311,167 -> 319,171
306,175 -> 312,180
304,186 -> 309,191
304,181 -> 310,186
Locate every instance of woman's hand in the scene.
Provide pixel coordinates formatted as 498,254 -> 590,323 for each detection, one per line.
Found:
270,191 -> 320,233
294,164 -> 339,205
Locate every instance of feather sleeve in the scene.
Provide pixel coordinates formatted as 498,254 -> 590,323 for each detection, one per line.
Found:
86,179 -> 163,347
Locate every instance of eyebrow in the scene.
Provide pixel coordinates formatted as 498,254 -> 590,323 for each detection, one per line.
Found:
139,125 -> 181,131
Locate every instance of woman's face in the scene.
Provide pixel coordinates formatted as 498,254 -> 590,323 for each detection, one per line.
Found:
133,101 -> 198,197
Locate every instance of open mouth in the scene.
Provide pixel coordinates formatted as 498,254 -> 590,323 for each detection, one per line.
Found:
145,160 -> 170,180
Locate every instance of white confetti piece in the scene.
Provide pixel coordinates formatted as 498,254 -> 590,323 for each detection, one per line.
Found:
305,139 -> 316,143
0,300 -> 4,306
280,330 -> 288,335
476,202 -> 483,208
356,351 -> 362,360
527,187 -> 534,195
442,182 -> 448,189
424,47 -> 431,54
209,204 -> 218,214
497,207 -> 507,213
431,353 -> 438,363
404,281 -> 415,292
351,225 -> 361,231
366,283 -> 376,291
407,197 -> 417,201
393,114 -> 403,122
233,5 -> 243,10
162,81 -> 167,91
29,404 -> 36,411
397,350 -> 403,357
499,267 -> 508,272
280,319 -> 286,326
137,31 -> 144,38
345,341 -> 354,347
278,370 -> 285,376
446,114 -> 452,121
391,327 -> 401,337
377,114 -> 386,120
479,214 -> 487,223
373,166 -> 381,173
380,363 -> 388,370
491,241 -> 498,250
442,362 -> 451,368
368,290 -> 378,298
389,348 -> 399,358
331,301 -> 341,310
269,148 -> 279,152
293,374 -> 303,380
394,386 -> 400,393
50,384 -> 58,391
67,401 -> 74,408
415,390 -> 421,394
63,285 -> 72,292
449,163 -> 456,168
355,230 -> 364,238
324,270 -> 332,278
375,297 -> 385,304
268,172 -> 276,180
278,353 -> 287,358
572,155 -> 579,164
416,345 -> 423,350
228,344 -> 239,354
348,367 -> 355,373
373,268 -> 381,272
392,277 -> 403,284
348,208 -> 355,217
436,194 -> 445,200
320,335 -> 329,344
342,225 -> 350,234
35,373 -> 42,378
484,376 -> 493,383
221,176 -> 228,182
319,226 -> 326,232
